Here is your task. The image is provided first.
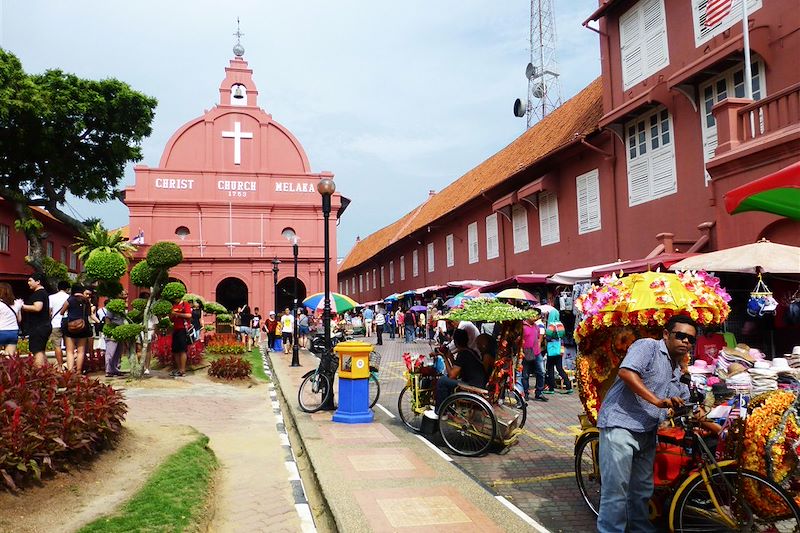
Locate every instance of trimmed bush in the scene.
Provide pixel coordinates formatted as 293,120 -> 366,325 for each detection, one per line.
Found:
131,298 -> 147,311
105,299 -> 127,314
216,313 -> 232,323
130,261 -> 157,288
96,280 -> 124,298
150,299 -> 173,317
161,282 -> 186,303
208,356 -> 252,380
182,293 -> 205,304
146,241 -> 183,269
42,256 -> 70,284
157,317 -> 173,331
203,301 -> 227,314
0,355 -> 127,490
85,251 -> 127,281
102,323 -> 117,337
126,309 -> 143,323
109,323 -> 143,343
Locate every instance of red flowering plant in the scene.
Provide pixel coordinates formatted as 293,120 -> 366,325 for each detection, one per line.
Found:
402,352 -> 426,373
0,355 -> 127,490
208,356 -> 252,380
204,333 -> 246,355
151,335 -> 203,368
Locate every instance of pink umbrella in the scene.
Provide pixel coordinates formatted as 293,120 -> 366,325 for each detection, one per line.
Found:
495,288 -> 538,302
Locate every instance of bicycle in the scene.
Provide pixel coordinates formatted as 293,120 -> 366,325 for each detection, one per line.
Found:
574,403 -> 800,531
297,349 -> 380,413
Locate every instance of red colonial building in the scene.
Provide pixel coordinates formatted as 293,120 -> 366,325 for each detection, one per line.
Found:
124,43 -> 346,312
0,198 -> 82,294
338,0 -> 799,302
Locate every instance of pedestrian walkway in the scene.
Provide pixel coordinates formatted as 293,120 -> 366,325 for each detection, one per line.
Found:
124,373 -> 305,532
268,344 -> 539,532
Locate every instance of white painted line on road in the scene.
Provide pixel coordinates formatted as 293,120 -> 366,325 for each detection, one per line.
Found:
375,403 -> 395,418
495,495 -> 549,532
416,434 -> 453,462
280,433 -> 290,446
272,400 -> 280,409
275,414 -> 284,424
285,460 -> 300,480
295,503 -> 317,533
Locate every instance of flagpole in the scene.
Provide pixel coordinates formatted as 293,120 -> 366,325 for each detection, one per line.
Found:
741,0 -> 755,136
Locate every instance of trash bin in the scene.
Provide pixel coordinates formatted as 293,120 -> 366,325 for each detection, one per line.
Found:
273,337 -> 283,352
332,340 -> 374,424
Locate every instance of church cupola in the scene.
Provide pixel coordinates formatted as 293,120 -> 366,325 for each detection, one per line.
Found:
219,19 -> 259,108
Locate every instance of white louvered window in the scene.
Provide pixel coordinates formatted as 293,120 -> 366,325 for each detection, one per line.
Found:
0,224 -> 9,252
485,213 -> 499,260
359,274 -> 363,292
352,276 -> 356,294
69,251 -> 77,270
389,260 -> 395,284
46,241 -> 54,258
380,266 -> 385,287
446,234 -> 454,267
412,250 -> 419,277
427,243 -> 435,272
467,222 -> 479,264
511,204 -> 529,253
345,279 -> 349,295
400,256 -> 405,281
619,0 -> 668,89
626,106 -> 677,206
539,192 -> 560,246
576,169 -> 602,234
365,272 -> 369,291
372,269 -> 376,289
692,0 -> 761,46
699,59 -> 765,184
339,282 -> 343,294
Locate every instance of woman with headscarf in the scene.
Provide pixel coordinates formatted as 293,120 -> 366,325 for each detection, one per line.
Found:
544,308 -> 573,394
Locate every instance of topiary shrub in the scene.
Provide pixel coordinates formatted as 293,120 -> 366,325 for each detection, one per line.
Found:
105,299 -> 127,314
150,299 -> 173,317
203,301 -> 227,314
131,298 -> 147,311
146,241 -> 183,269
0,355 -> 127,490
102,323 -> 117,338
208,356 -> 252,380
126,309 -> 143,323
161,282 -> 186,303
96,280 -> 124,298
129,261 -> 157,288
182,293 -> 204,304
110,323 -> 143,343
42,256 -> 70,284
157,317 -> 173,331
216,313 -> 232,323
84,251 -> 127,281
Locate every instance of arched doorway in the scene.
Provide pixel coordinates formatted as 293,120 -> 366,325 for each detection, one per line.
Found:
276,277 -> 307,314
215,277 -> 248,312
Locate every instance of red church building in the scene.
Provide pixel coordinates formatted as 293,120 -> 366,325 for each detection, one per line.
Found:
124,42 -> 345,312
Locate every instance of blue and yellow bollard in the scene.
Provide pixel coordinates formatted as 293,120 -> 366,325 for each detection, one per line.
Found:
332,341 -> 374,424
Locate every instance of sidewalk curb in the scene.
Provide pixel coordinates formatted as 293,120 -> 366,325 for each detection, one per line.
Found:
260,347 -> 318,533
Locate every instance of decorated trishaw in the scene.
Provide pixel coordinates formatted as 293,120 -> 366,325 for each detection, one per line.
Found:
397,299 -> 530,456
572,270 -> 800,531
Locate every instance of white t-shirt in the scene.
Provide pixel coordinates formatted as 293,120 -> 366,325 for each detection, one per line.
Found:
281,313 -> 294,331
448,321 -> 480,352
0,301 -> 19,330
49,291 -> 70,328
374,312 -> 385,326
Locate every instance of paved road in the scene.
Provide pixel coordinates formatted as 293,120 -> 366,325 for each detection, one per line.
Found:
364,333 -> 599,533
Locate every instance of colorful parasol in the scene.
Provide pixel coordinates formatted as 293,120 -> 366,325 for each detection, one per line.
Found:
495,288 -> 538,302
384,293 -> 401,301
669,239 -> 800,274
574,271 -> 731,345
724,160 -> 800,220
303,292 -> 360,313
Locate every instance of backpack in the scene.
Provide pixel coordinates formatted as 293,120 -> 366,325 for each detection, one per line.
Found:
546,321 -> 565,339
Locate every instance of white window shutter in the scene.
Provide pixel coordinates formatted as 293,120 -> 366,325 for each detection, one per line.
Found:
511,205 -> 529,253
620,6 -> 644,88
468,222 -> 479,264
643,0 -> 668,72
400,256 -> 405,281
485,214 -> 499,259
427,243 -> 435,272
412,250 -> 419,277
577,169 -> 601,234
628,157 -> 651,206
539,192 -> 560,246
446,234 -> 454,267
389,261 -> 394,284
651,148 -> 677,197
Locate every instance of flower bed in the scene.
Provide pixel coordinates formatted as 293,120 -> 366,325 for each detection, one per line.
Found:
204,334 -> 245,355
208,356 -> 252,380
151,335 -> 203,368
0,355 -> 127,490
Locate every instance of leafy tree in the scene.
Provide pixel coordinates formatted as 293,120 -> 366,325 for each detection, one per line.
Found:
74,223 -> 136,263
0,49 -> 156,276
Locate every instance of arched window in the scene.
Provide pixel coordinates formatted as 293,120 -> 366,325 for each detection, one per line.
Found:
281,228 -> 296,241
175,226 -> 190,240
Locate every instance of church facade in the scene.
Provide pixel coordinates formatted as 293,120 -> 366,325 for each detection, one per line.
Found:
124,45 -> 344,312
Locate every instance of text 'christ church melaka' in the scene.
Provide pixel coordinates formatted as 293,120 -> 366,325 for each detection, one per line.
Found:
124,40 -> 345,313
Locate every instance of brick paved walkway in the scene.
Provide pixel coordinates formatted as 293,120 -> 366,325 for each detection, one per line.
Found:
361,331 -> 599,533
123,374 -> 303,532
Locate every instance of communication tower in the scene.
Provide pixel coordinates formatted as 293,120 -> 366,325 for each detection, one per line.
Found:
513,0 -> 563,128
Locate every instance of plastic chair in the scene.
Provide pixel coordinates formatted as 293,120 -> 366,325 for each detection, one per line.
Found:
722,331 -> 736,349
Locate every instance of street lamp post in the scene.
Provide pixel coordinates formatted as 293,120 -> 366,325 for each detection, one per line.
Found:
317,177 -> 336,410
290,239 -> 301,367
271,257 -> 280,317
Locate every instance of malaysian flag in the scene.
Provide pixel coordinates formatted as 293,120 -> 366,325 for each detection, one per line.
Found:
705,0 -> 733,27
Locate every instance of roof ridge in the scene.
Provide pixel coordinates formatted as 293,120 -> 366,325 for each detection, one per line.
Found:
388,194 -> 432,244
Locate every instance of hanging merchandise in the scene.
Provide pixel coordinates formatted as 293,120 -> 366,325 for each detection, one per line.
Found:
558,291 -> 573,312
747,274 -> 778,317
785,287 -> 800,325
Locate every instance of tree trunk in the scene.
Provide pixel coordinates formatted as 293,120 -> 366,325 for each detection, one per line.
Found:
137,269 -> 167,378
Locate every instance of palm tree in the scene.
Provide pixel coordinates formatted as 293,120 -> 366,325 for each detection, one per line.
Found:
74,222 -> 137,262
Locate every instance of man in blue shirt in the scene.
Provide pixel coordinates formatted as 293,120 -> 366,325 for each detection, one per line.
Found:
363,307 -> 374,337
596,315 -> 695,533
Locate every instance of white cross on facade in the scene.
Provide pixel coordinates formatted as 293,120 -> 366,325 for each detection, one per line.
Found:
221,121 -> 253,165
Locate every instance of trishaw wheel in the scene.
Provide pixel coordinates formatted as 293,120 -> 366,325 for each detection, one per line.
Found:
438,392 -> 496,457
298,371 -> 331,413
368,373 -> 380,408
500,388 -> 527,429
574,431 -> 601,516
398,385 -> 423,432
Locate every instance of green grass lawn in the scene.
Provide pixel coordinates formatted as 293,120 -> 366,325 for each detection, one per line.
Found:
244,347 -> 269,382
79,434 -> 217,533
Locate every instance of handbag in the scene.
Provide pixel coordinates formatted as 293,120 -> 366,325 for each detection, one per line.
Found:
67,318 -> 86,333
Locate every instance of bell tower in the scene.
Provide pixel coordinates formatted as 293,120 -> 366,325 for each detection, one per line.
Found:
218,18 -> 260,108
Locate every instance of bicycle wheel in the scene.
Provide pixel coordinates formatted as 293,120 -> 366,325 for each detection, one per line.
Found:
438,393 -> 496,457
398,385 -> 425,432
500,388 -> 527,429
368,373 -> 380,408
574,431 -> 601,517
298,370 -> 332,413
671,468 -> 800,532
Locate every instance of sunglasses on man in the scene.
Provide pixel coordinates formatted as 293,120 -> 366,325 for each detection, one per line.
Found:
669,331 -> 696,344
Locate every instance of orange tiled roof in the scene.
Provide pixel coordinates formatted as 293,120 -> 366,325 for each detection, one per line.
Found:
109,226 -> 130,239
339,77 -> 604,273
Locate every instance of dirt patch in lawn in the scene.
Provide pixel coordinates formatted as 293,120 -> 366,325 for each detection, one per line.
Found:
0,422 -> 196,533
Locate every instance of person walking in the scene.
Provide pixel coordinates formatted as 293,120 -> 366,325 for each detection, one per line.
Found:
404,308 -> 415,343
387,309 -> 396,339
374,308 -> 385,345
169,295 -> 193,377
522,312 -> 547,402
57,284 -> 92,373
47,281 -> 70,369
21,273 -> 52,366
544,308 -> 572,394
396,308 -> 404,340
250,307 -> 262,346
297,310 -> 309,348
191,300 -> 203,342
238,305 -> 254,351
0,282 -> 21,355
280,308 -> 294,355
596,315 -> 694,532
363,306 -> 374,337
264,311 -> 278,351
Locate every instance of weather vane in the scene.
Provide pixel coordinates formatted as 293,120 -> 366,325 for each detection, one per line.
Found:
233,17 -> 245,57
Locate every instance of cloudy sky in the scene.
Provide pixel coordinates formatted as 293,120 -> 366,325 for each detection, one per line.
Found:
1,0 -> 600,259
